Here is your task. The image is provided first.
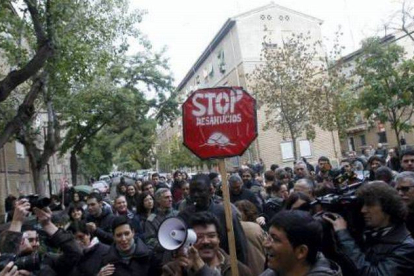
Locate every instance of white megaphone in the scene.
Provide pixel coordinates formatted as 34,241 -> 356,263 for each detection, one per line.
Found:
157,217 -> 197,252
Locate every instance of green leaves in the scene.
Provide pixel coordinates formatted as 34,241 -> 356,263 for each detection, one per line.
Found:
1,0 -> 177,180
248,32 -> 323,159
355,37 -> 414,145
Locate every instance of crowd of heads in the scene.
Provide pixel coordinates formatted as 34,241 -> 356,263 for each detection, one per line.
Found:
2,146 -> 414,275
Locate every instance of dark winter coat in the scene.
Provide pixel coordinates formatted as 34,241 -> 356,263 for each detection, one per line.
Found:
336,223 -> 414,275
40,228 -> 83,275
407,203 -> 414,237
99,238 -> 157,276
86,207 -> 115,245
1,228 -> 82,276
263,196 -> 284,224
68,241 -> 110,276
230,187 -> 263,213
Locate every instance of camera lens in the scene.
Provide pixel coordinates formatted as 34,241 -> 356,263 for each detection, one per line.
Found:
15,253 -> 40,271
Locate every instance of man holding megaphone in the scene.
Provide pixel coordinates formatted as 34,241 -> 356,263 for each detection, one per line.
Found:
161,212 -> 251,276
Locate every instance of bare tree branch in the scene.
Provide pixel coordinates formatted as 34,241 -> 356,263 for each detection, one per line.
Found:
0,73 -> 46,148
0,0 -> 54,103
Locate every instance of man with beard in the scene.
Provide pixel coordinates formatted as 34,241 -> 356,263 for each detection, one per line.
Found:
324,181 -> 414,275
162,212 -> 251,276
315,156 -> 332,185
261,210 -> 342,276
240,168 -> 261,193
179,174 -> 248,264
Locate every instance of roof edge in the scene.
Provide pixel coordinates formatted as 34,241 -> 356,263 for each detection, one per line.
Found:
233,2 -> 323,24
176,2 -> 323,92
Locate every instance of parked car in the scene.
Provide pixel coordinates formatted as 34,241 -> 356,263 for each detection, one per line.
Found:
92,181 -> 110,195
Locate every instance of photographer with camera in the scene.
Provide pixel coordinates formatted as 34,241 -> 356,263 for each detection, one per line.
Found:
0,198 -> 82,276
0,199 -> 32,276
323,181 -> 414,275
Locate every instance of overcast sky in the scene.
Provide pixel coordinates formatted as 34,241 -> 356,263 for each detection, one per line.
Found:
130,0 -> 406,85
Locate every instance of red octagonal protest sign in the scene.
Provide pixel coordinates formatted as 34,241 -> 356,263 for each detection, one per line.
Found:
182,87 -> 258,160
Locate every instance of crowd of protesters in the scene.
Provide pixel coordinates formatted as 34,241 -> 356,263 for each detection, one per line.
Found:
1,145 -> 414,275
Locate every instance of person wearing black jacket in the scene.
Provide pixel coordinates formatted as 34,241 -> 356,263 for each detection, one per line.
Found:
324,181 -> 414,275
396,172 -> 414,236
179,174 -> 248,265
113,195 -> 144,240
86,192 -> 115,245
98,216 -> 158,276
67,221 -> 110,276
229,174 -> 263,213
0,199 -> 82,276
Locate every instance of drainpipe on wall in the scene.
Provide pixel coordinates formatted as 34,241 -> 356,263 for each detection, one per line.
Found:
2,146 -> 10,195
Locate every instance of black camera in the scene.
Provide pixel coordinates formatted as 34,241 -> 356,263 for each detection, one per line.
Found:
24,195 -> 51,210
0,253 -> 41,271
312,182 -> 362,212
313,182 -> 365,247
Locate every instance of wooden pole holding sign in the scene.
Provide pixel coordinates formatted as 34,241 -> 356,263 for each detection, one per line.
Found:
182,87 -> 257,276
218,159 -> 239,276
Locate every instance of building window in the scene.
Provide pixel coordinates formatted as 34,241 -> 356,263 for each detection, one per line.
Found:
208,63 -> 214,77
15,141 -> 25,158
348,137 -> 355,152
360,135 -> 366,146
280,141 -> 294,160
378,132 -> 388,143
217,49 -> 226,73
299,140 -> 312,157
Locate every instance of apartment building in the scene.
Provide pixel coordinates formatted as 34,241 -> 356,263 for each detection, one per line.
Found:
339,27 -> 414,155
157,2 -> 342,170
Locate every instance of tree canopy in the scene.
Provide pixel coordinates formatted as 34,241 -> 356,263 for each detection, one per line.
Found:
355,37 -> 414,147
248,32 -> 323,160
0,0 -> 178,193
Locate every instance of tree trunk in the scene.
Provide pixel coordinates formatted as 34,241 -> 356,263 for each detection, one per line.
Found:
292,136 -> 298,161
330,130 -> 339,159
392,124 -> 401,150
27,151 -> 45,196
32,167 -> 45,195
70,151 -> 78,186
